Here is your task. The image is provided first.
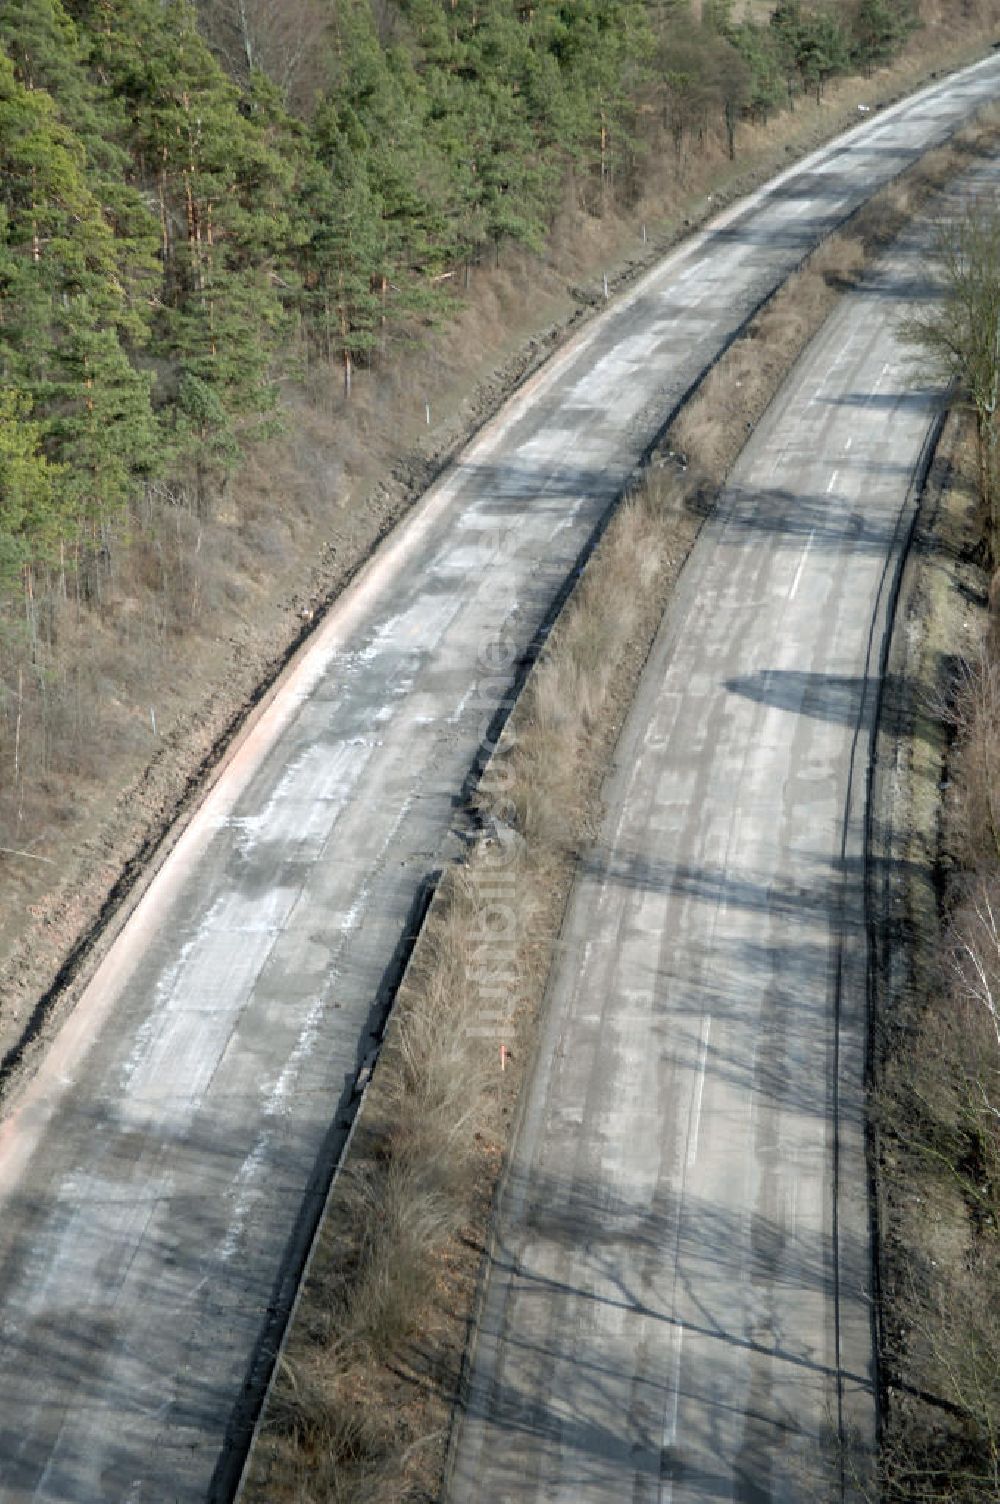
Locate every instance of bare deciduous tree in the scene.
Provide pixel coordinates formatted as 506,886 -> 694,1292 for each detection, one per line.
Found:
196,0 -> 331,109
901,198 -> 1000,558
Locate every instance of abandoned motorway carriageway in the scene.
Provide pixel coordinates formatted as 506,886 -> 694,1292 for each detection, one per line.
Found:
0,54 -> 998,1504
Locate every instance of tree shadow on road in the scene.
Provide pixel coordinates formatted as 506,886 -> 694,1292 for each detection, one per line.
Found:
451,1152 -> 869,1502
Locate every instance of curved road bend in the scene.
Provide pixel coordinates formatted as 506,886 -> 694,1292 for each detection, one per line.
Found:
447,158 -> 1000,1504
0,59 -> 999,1504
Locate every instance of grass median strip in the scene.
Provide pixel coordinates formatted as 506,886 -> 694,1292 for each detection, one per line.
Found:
241,119 -> 1000,1504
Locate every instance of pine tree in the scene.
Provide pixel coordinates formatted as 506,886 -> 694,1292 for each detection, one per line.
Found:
796,10 -> 849,102
730,20 -> 786,124
304,99 -> 384,393
407,0 -> 553,262
74,0 -> 292,495
326,4 -> 454,318
1,0 -> 160,340
49,320 -> 157,549
0,47 -> 158,557
540,0 -> 652,210
0,390 -> 61,589
851,0 -> 912,76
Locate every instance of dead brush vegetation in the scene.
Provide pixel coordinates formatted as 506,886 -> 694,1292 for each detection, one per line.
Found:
240,134 -> 1000,1504
878,654 -> 1000,1501
493,482 -> 675,850
874,407 -> 1000,1502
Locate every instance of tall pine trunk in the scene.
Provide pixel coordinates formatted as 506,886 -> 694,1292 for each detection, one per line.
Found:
338,275 -> 352,397
599,108 -> 608,212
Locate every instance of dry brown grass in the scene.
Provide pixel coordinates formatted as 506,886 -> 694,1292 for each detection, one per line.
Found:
878,860 -> 1000,1499
873,400 -> 1000,1500
944,648 -> 1000,870
670,256 -> 846,484
486,480 -> 673,849
245,856 -> 523,1501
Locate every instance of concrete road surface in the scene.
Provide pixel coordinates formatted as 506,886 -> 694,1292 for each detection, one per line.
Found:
446,163 -> 1000,1504
0,57 -> 998,1504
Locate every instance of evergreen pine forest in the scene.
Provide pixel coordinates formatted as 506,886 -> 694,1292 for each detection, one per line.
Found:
0,0 -> 921,783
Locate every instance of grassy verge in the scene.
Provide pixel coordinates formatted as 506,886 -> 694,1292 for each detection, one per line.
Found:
240,129 -> 1000,1504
